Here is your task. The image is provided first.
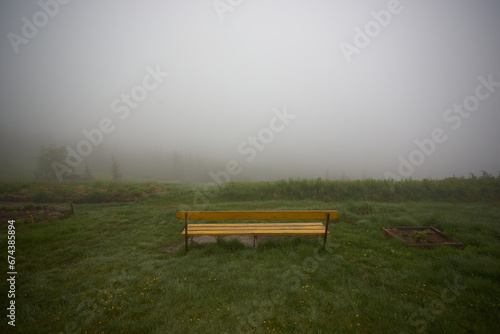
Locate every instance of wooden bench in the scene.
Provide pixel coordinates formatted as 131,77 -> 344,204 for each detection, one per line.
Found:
176,210 -> 339,251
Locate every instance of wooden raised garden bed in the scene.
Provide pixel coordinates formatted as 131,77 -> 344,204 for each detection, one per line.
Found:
0,202 -> 74,226
381,226 -> 465,249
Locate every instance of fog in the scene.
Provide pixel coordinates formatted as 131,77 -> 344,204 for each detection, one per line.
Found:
1,0 -> 499,182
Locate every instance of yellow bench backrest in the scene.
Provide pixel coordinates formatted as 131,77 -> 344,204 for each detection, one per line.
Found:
176,211 -> 339,220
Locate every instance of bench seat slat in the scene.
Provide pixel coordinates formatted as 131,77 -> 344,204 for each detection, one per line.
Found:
183,222 -> 328,236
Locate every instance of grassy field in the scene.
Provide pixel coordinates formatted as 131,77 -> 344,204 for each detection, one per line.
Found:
1,180 -> 499,333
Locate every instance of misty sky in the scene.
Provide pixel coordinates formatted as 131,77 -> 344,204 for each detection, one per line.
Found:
1,0 -> 499,181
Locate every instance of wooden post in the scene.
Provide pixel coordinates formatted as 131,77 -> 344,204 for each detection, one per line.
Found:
184,213 -> 188,253
323,213 -> 330,249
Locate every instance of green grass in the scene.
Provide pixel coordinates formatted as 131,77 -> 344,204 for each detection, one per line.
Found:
1,181 -> 500,333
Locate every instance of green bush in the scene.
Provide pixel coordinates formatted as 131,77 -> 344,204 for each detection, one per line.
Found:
345,201 -> 379,215
81,190 -> 112,203
22,204 -> 35,211
31,191 -> 53,203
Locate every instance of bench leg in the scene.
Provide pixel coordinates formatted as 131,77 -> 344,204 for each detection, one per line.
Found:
253,236 -> 257,249
323,214 -> 330,249
184,213 -> 188,252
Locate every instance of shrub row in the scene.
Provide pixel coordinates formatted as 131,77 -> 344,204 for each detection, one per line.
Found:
217,176 -> 500,202
0,181 -> 166,203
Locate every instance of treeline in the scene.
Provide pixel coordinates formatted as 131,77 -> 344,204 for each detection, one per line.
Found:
28,145 -> 500,188
33,145 -> 217,182
216,174 -> 500,202
32,145 -> 300,182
